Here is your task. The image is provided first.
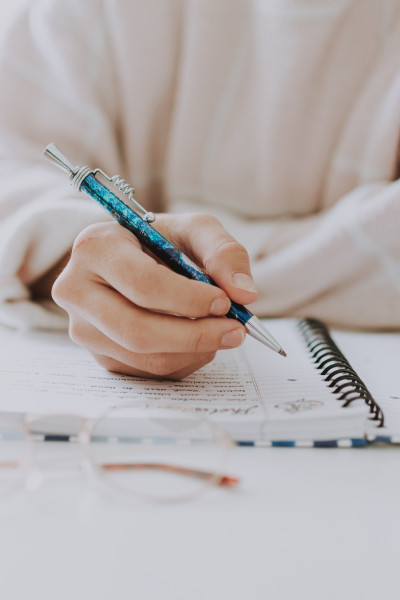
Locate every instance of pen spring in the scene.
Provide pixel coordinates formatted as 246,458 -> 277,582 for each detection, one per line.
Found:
109,175 -> 155,223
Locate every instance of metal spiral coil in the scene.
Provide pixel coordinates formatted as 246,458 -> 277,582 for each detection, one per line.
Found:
42,144 -> 156,223
72,167 -> 93,192
110,175 -> 155,223
111,175 -> 136,197
298,318 -> 384,426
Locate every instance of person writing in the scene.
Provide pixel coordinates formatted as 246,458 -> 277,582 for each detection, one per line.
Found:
0,0 -> 399,379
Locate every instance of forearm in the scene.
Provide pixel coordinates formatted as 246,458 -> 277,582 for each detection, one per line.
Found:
0,0 -> 118,328
249,180 -> 400,329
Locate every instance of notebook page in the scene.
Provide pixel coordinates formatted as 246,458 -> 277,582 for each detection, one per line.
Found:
0,325 -> 262,419
241,320 -> 368,440
0,320 -> 367,441
332,330 -> 400,440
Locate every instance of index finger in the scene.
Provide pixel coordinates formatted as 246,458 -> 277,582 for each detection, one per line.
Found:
71,222 -> 231,319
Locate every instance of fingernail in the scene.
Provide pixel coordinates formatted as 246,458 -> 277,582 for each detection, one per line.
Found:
221,328 -> 245,349
232,272 -> 257,293
210,296 -> 230,316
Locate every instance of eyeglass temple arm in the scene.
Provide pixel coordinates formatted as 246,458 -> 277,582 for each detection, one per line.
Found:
0,461 -> 239,487
0,460 -> 21,468
100,462 -> 239,486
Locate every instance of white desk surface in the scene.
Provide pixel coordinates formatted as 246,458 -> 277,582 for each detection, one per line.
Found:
0,443 -> 399,600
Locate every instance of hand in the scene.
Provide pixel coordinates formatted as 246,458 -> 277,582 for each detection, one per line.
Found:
52,213 -> 258,379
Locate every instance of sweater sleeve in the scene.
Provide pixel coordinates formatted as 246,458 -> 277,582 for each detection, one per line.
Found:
0,0 -> 121,329
248,180 -> 400,330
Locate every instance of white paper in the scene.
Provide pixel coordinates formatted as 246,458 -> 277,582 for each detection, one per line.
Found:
332,329 -> 400,440
0,319 -> 373,441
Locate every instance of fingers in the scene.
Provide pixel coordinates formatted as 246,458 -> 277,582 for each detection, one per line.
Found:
61,281 -> 245,354
93,354 -> 214,380
69,316 -> 217,379
93,354 -> 216,380
52,217 -> 251,381
69,222 -> 231,318
160,213 -> 258,305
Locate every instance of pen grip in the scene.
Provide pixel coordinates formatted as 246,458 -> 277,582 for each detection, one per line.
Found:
80,175 -> 251,326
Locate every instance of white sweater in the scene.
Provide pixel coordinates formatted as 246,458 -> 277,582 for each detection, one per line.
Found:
0,0 -> 399,330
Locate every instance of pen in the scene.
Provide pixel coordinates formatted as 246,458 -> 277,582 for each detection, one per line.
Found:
43,143 -> 286,356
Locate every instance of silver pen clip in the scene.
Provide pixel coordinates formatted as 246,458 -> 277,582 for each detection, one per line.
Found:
43,143 -> 155,223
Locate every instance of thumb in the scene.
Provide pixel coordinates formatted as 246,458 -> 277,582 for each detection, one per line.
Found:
167,213 -> 258,305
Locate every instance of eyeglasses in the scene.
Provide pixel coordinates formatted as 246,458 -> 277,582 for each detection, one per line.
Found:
0,403 -> 239,502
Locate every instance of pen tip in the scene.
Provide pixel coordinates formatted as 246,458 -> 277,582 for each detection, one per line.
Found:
278,348 -> 287,357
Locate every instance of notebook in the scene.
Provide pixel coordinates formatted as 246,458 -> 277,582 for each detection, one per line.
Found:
0,318 -> 399,447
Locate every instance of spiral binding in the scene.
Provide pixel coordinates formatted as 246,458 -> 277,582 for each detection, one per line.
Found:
298,318 -> 384,427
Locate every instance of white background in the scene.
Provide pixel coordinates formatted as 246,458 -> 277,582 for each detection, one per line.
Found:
0,3 -> 399,599
0,0 -> 24,37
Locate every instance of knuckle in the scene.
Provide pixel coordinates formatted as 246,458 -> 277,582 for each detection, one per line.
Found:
71,222 -> 121,263
204,239 -> 248,273
51,274 -> 64,305
130,267 -> 162,306
51,270 -> 73,307
212,239 -> 246,261
52,270 -> 86,309
191,325 -> 210,353
184,212 -> 221,231
68,320 -> 85,345
186,291 -> 208,317
173,280 -> 211,318
72,224 -> 101,255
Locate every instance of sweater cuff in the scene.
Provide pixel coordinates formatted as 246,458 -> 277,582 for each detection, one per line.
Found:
0,196 -> 109,329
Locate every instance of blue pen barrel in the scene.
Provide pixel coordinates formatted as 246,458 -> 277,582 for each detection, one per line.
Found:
80,174 -> 251,326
